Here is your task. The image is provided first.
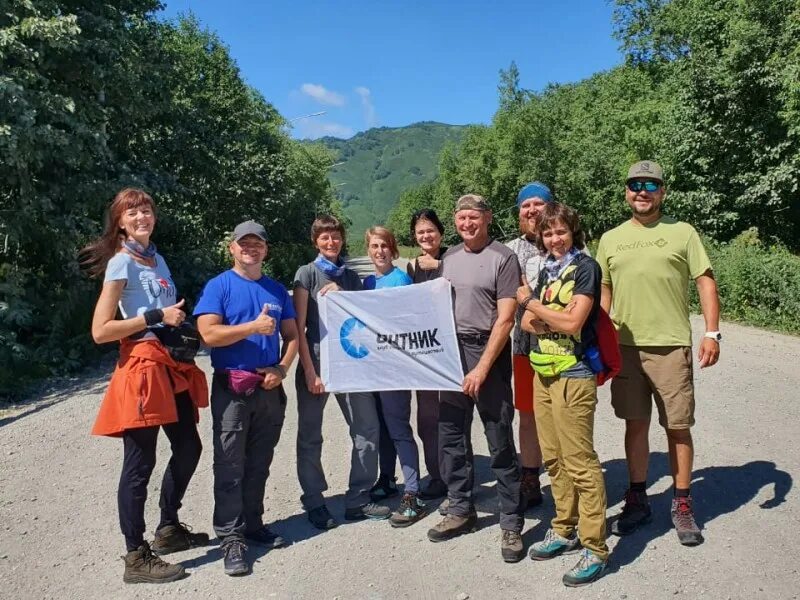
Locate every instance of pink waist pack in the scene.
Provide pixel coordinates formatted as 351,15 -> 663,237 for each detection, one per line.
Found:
226,369 -> 264,396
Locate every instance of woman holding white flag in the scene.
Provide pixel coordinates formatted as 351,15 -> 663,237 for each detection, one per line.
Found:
363,226 -> 427,527
293,215 -> 390,529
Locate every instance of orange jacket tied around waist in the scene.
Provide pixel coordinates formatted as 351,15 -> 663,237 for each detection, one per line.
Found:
92,339 -> 209,437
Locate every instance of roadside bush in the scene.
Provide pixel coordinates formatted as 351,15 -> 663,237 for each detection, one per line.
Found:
693,231 -> 800,335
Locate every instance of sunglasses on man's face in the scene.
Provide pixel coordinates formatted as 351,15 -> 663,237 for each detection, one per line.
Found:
627,180 -> 661,193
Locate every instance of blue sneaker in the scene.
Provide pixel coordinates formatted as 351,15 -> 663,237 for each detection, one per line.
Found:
562,549 -> 607,587
529,528 -> 581,560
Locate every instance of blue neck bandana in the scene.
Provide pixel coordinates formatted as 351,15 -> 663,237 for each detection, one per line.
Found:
123,239 -> 157,260
314,254 -> 345,278
544,247 -> 580,283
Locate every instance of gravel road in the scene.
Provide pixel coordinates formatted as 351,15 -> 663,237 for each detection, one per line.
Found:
1,316 -> 798,600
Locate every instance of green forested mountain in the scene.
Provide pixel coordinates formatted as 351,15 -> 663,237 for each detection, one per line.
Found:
316,122 -> 466,236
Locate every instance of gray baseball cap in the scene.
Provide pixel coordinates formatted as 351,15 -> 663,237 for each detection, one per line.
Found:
232,220 -> 268,242
626,160 -> 664,183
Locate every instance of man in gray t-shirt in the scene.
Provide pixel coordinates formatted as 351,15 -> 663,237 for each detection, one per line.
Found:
427,194 -> 526,564
443,240 -> 521,336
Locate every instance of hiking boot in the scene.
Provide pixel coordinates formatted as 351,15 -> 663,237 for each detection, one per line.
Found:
520,469 -> 543,508
308,505 -> 339,530
390,493 -> 428,528
671,496 -> 704,546
221,538 -> 249,576
419,478 -> 448,500
427,513 -> 477,543
151,523 -> 210,555
244,525 -> 287,549
562,548 -> 607,587
369,474 -> 399,501
438,497 -> 449,516
122,542 -> 186,584
501,529 -> 525,563
344,502 -> 391,521
529,528 -> 581,560
610,489 -> 652,536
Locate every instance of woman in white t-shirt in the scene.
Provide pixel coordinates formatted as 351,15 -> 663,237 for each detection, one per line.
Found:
81,188 -> 208,584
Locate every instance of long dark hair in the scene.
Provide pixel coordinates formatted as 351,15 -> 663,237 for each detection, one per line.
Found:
409,208 -> 445,243
80,188 -> 156,278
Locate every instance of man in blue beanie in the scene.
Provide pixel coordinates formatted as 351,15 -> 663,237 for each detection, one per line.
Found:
506,181 -> 554,510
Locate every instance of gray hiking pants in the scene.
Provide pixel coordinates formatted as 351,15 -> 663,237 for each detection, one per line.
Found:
211,373 -> 286,540
295,361 -> 380,510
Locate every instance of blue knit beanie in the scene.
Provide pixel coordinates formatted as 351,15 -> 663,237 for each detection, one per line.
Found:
516,181 -> 554,207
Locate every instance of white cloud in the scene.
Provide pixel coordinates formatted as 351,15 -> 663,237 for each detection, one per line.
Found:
298,120 -> 354,140
355,86 -> 377,127
300,83 -> 346,107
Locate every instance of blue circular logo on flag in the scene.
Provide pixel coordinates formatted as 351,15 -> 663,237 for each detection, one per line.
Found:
340,317 -> 369,359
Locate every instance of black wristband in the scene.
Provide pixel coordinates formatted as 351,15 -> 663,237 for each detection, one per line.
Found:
144,308 -> 164,326
274,364 -> 287,379
520,294 -> 534,311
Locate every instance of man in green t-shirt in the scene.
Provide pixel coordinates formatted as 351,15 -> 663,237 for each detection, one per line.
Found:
596,160 -> 721,547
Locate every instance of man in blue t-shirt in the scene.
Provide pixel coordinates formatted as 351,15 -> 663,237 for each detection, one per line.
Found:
195,220 -> 299,577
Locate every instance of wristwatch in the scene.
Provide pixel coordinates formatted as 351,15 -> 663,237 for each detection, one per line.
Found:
704,331 -> 722,342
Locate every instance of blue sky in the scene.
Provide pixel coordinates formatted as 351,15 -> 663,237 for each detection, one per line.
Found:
161,1 -> 623,140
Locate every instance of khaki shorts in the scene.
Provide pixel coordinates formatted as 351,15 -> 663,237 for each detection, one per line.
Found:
610,345 -> 695,429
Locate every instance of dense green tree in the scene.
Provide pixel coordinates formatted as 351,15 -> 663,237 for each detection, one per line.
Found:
409,0 -> 799,248
1,0 -> 164,389
0,4 -> 335,397
613,0 -> 800,243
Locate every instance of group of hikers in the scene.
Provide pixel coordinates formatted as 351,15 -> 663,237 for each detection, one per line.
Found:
83,159 -> 721,588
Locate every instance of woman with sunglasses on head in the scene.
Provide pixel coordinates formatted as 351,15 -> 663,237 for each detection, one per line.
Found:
363,226 -> 427,527
516,202 -> 609,588
404,209 -> 449,501
83,188 -> 209,584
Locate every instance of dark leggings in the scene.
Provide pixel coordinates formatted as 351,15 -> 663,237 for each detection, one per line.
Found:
375,392 -> 398,477
118,392 -> 202,551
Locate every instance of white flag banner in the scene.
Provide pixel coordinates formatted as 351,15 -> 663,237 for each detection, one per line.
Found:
319,278 -> 465,393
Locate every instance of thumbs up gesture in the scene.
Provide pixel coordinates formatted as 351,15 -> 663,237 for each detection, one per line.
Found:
516,274 -> 533,306
161,298 -> 186,326
250,303 -> 276,335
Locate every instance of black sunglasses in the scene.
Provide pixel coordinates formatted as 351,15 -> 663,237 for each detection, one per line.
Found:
627,180 -> 661,193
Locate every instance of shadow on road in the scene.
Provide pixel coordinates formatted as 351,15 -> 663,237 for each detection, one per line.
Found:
394,451 -> 792,571
182,491 -> 388,571
602,452 -> 792,573
181,452 -> 791,573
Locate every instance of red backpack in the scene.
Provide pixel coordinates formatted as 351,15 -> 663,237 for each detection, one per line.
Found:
595,307 -> 622,386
